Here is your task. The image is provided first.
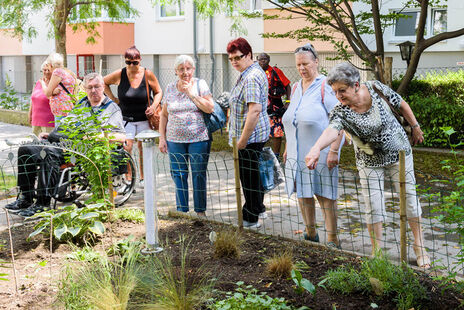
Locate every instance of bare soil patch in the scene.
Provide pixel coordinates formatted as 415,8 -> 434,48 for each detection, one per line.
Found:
0,215 -> 462,309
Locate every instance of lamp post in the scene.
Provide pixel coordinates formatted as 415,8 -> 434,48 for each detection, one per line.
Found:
397,41 -> 415,67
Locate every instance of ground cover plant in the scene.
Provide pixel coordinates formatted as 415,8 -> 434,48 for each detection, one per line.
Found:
1,215 -> 463,309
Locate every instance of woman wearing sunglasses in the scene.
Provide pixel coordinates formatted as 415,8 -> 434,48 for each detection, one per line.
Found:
104,45 -> 162,187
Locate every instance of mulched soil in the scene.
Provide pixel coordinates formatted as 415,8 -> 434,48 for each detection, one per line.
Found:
0,215 -> 463,309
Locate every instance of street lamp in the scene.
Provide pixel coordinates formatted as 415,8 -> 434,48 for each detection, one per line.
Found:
397,41 -> 415,67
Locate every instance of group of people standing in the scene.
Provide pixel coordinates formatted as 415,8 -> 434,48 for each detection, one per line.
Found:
26,38 -> 430,268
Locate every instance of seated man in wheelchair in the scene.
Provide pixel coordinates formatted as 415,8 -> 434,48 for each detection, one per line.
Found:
5,72 -> 126,217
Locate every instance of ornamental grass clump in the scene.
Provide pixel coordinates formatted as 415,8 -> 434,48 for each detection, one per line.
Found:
266,250 -> 293,278
213,229 -> 242,259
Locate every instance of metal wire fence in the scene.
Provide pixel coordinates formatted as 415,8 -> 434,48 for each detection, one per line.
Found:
2,140 -> 462,274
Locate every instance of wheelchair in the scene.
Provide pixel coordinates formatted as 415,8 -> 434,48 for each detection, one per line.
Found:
53,148 -> 137,207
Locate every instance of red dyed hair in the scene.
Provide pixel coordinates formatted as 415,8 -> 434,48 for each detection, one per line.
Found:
124,45 -> 140,60
226,37 -> 253,59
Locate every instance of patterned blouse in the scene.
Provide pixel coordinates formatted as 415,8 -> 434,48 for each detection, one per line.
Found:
50,68 -> 76,117
328,80 -> 411,168
228,62 -> 270,146
162,78 -> 210,143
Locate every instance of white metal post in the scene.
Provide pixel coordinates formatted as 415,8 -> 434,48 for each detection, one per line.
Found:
136,130 -> 163,254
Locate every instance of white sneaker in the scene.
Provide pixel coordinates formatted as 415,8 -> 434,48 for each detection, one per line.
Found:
139,179 -> 144,187
243,220 -> 262,228
117,183 -> 129,194
259,212 -> 267,219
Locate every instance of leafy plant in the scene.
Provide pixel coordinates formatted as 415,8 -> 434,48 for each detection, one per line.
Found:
112,208 -> 145,223
28,202 -> 107,242
107,235 -> 143,257
0,75 -> 29,111
321,254 -> 427,309
210,281 -> 292,310
66,245 -> 103,262
291,269 -> 315,295
266,250 -> 293,278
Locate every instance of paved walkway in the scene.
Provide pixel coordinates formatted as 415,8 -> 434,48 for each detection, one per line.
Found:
0,122 -> 461,273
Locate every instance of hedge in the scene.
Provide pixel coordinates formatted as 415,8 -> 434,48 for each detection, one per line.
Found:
393,70 -> 464,148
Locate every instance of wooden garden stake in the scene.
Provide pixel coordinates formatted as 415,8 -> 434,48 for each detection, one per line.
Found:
232,137 -> 243,231
399,150 -> 407,264
49,213 -> 53,283
5,209 -> 18,295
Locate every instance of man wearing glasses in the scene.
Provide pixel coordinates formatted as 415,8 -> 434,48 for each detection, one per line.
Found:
227,37 -> 270,228
5,73 -> 125,217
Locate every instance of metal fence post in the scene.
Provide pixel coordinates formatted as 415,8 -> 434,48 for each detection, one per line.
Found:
232,137 -> 243,231
136,130 -> 163,254
399,150 -> 407,264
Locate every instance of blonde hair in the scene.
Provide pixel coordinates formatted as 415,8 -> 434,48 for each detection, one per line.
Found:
40,61 -> 49,71
46,53 -> 64,68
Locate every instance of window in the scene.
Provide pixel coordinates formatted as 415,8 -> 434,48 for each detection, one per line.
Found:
432,9 -> 447,35
392,8 -> 447,38
159,0 -> 184,18
394,11 -> 419,37
235,0 -> 261,12
76,55 -> 95,79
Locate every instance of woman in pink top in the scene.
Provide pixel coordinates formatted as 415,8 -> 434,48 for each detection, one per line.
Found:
43,53 -> 77,127
29,61 -> 54,136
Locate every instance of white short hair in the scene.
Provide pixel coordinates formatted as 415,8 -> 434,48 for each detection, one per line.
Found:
83,72 -> 104,87
40,61 -> 49,71
174,55 -> 195,70
46,53 -> 64,68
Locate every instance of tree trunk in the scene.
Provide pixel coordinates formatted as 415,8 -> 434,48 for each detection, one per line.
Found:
396,47 -> 421,95
54,0 -> 69,67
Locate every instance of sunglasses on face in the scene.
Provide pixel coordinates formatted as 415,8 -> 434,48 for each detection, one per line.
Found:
125,60 -> 140,66
228,54 -> 246,62
294,45 -> 317,59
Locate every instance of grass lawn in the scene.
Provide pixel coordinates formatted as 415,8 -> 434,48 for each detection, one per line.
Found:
0,171 -> 16,192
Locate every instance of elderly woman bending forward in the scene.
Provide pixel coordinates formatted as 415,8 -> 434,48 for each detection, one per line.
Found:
159,55 -> 214,217
282,43 -> 344,248
305,62 -> 430,268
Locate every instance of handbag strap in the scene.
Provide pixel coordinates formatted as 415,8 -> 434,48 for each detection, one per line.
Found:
372,84 -> 404,122
144,68 -> 151,108
59,82 -> 72,95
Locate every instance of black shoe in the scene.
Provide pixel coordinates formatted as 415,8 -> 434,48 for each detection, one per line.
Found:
18,203 -> 50,217
5,197 -> 33,213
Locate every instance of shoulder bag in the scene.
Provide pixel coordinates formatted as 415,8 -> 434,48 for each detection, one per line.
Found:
196,79 -> 226,138
145,69 -> 162,131
372,84 -> 412,144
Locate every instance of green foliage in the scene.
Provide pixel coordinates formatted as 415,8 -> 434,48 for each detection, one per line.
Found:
107,235 -> 143,257
59,103 -> 117,203
291,269 -> 315,295
210,281 -> 293,310
321,254 -> 427,310
137,236 -> 215,309
57,242 -> 140,310
28,203 -> 108,243
112,208 -> 145,223
66,245 -> 103,262
0,170 -> 16,192
0,242 -> 9,281
0,75 -> 29,111
431,128 -> 464,272
392,70 -> 464,148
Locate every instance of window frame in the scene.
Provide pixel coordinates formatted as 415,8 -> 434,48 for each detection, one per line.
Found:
157,0 -> 185,22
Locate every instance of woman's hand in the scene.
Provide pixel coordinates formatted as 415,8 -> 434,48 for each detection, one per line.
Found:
305,147 -> 320,170
145,104 -> 155,116
326,150 -> 339,170
159,137 -> 167,153
411,126 -> 424,146
178,79 -> 193,96
52,87 -> 61,95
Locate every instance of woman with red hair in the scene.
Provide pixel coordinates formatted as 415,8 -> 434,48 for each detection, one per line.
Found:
104,46 -> 162,188
227,37 -> 270,228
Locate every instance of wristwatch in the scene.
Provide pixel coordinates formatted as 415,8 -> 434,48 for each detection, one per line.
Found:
411,122 -> 420,129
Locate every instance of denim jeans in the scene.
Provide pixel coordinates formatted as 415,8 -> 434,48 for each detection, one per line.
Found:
167,140 -> 211,213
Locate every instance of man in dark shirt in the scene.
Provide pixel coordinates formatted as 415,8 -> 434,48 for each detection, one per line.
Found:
5,72 -> 125,217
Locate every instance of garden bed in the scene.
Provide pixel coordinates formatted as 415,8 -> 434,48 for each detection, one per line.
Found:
0,214 -> 462,309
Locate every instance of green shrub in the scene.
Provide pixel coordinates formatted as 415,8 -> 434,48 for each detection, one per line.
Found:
112,208 -> 145,223
321,254 -> 427,310
210,281 -> 292,310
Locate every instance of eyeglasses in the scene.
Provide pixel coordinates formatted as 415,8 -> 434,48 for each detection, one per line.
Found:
294,45 -> 317,59
85,85 -> 103,91
228,54 -> 246,62
125,60 -> 140,66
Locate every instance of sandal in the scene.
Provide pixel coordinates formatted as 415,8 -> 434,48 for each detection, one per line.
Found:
327,241 -> 341,249
304,232 -> 319,243
413,245 -> 431,269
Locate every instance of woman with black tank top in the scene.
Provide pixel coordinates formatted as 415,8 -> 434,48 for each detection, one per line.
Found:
104,46 -> 162,188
